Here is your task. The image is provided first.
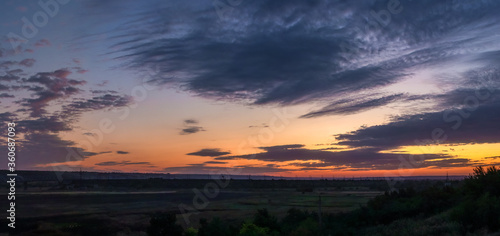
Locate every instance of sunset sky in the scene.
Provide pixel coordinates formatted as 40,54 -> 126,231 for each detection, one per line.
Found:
1,0 -> 499,177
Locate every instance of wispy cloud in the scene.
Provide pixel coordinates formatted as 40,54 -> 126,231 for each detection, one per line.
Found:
204,161 -> 228,164
179,119 -> 205,135
108,0 -> 500,119
0,64 -> 134,168
19,69 -> 85,117
95,160 -> 154,166
301,93 -> 406,118
180,126 -> 205,135
184,119 -> 198,124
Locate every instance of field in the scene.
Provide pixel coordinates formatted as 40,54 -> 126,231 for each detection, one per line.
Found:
1,179 -> 384,235
4,175 -> 484,236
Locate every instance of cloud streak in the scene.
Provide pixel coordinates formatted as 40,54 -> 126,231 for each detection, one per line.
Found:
179,119 -> 205,135
95,160 -> 154,166
187,148 -> 230,157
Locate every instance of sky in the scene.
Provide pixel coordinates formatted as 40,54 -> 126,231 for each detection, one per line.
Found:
1,0 -> 500,177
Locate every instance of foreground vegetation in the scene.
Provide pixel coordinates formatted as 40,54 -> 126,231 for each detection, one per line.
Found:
148,166 -> 500,236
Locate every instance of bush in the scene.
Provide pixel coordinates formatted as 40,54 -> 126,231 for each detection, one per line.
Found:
238,222 -> 269,236
450,193 -> 500,233
184,227 -> 198,236
198,217 -> 233,236
289,218 -> 319,236
463,166 -> 500,197
147,212 -> 183,236
253,208 -> 279,233
451,166 -> 500,233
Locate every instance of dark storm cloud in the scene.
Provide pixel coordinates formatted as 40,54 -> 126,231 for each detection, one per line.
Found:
336,98 -> 500,149
215,144 -> 472,171
187,148 -> 230,157
329,70 -> 500,150
107,0 -> 500,116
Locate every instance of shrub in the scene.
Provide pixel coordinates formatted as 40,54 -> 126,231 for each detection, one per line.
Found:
450,193 -> 500,233
238,222 -> 269,236
253,208 -> 279,233
198,217 -> 233,236
147,212 -> 183,236
184,227 -> 198,236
